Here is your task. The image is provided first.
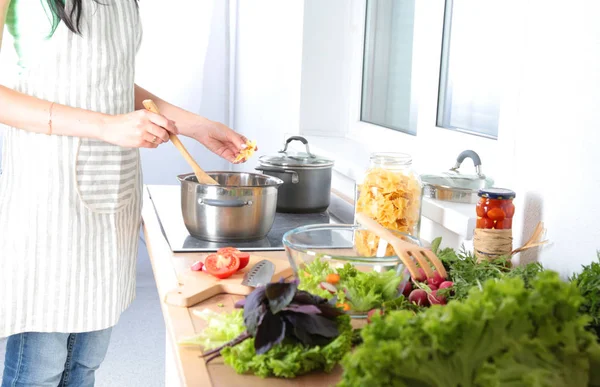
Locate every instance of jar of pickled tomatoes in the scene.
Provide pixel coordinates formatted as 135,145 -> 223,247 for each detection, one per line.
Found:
475,188 -> 516,230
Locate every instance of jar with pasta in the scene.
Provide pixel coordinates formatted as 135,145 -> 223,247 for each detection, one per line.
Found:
354,153 -> 423,257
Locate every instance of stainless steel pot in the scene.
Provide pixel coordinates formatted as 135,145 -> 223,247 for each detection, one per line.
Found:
421,150 -> 494,204
177,172 -> 284,242
256,136 -> 334,213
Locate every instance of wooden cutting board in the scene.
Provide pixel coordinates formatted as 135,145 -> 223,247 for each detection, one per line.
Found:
164,254 -> 293,307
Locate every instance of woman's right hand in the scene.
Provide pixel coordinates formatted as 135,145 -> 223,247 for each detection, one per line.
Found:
99,109 -> 179,148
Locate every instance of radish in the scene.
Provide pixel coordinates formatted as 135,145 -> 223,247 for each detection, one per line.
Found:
319,282 -> 337,294
408,289 -> 429,306
399,281 -> 412,298
428,290 -> 447,305
428,284 -> 438,291
427,271 -> 444,288
191,261 -> 204,272
367,308 -> 383,323
413,268 -> 427,282
439,281 -> 454,290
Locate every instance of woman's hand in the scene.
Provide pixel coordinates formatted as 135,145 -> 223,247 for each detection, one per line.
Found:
99,110 -> 179,148
193,120 -> 248,163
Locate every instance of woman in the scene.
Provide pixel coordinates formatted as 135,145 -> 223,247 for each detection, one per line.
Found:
0,0 -> 247,385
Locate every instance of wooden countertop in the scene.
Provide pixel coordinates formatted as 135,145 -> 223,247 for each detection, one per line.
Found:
141,187 -> 346,387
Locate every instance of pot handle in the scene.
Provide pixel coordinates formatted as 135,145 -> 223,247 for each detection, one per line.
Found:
255,167 -> 299,184
279,136 -> 315,158
198,198 -> 253,207
451,150 -> 485,178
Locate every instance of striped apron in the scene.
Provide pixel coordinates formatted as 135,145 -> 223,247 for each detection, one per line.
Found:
0,0 -> 143,337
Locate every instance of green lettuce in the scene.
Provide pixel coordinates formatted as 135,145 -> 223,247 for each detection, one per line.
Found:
298,256 -> 404,312
339,271 -> 600,387
184,309 -> 353,378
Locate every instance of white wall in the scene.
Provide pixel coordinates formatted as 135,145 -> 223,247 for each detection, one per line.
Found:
231,0 -> 304,173
509,0 -> 600,276
136,0 -> 231,184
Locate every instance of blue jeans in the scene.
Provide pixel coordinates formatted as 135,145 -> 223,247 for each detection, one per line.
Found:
1,328 -> 112,387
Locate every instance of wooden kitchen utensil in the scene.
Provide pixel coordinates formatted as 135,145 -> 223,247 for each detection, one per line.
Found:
165,254 -> 293,307
142,99 -> 219,185
355,212 -> 448,279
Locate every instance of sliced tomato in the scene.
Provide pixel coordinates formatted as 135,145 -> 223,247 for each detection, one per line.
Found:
236,252 -> 250,270
217,247 -> 250,271
204,253 -> 240,279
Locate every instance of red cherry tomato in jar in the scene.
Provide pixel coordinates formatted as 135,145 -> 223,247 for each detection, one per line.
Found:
476,218 -> 485,228
505,203 -> 515,218
483,217 -> 495,229
476,202 -> 486,217
204,253 -> 240,279
495,218 -> 513,230
487,207 -> 506,221
487,199 -> 503,209
217,247 -> 251,271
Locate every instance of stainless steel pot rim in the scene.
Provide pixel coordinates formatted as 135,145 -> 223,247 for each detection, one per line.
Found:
177,171 -> 284,188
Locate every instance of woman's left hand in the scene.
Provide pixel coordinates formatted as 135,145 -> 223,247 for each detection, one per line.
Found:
193,120 -> 248,163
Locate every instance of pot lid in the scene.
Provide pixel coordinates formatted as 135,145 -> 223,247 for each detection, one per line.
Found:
421,150 -> 494,191
259,136 -> 334,168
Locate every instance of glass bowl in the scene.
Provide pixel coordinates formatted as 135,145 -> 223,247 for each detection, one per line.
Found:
282,223 -> 422,318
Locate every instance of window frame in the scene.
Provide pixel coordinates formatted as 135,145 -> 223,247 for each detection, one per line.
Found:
297,0 -> 525,198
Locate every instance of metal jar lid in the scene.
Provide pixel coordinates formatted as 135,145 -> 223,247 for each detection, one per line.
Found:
258,136 -> 334,169
478,188 -> 516,200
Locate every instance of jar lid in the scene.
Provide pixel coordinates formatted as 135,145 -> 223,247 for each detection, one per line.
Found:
259,136 -> 334,168
478,188 -> 516,199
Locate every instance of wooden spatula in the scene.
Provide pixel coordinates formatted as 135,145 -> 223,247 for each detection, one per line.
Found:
142,99 -> 218,185
355,212 -> 448,280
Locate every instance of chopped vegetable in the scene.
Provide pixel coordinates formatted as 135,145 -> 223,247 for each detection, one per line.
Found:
191,260 -> 204,272
204,253 -> 240,279
326,273 -> 341,285
217,247 -> 251,271
336,302 -> 351,311
339,271 -> 600,387
319,282 -> 337,294
297,256 -> 404,313
217,303 -> 224,308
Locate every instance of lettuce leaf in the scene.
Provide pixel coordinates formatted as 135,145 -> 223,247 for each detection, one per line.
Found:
339,271 -> 600,387
186,309 -> 353,378
298,257 -> 404,312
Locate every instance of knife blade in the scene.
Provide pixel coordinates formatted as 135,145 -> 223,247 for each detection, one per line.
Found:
242,260 -> 275,288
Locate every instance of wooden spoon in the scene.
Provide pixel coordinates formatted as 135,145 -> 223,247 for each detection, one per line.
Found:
142,99 -> 218,185
355,212 -> 448,280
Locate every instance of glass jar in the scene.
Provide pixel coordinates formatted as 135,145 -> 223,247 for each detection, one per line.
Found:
475,188 -> 516,230
354,153 -> 423,256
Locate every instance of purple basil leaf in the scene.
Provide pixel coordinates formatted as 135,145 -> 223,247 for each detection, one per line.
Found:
254,310 -> 286,355
283,304 -> 322,315
317,303 -> 345,319
234,299 -> 246,309
284,312 -> 339,339
265,281 -> 298,315
293,290 -> 327,305
243,287 -> 267,336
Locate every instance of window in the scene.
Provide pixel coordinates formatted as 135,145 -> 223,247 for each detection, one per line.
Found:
360,0 -> 504,139
360,0 -> 417,135
436,0 -> 505,139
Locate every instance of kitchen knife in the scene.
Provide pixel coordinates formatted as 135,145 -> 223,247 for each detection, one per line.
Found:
241,260 -> 275,288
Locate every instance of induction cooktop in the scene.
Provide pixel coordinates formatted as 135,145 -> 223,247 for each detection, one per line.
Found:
146,185 -> 349,252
